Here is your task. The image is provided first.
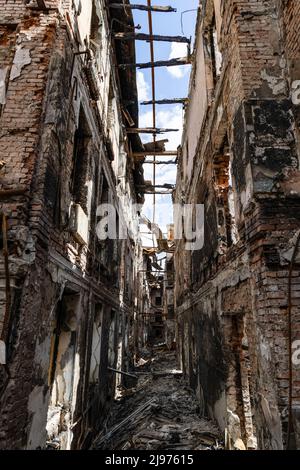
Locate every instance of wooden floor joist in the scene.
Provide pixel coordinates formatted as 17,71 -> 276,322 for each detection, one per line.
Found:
141,98 -> 188,105
143,161 -> 177,165
141,190 -> 174,194
137,185 -> 175,189
133,151 -> 178,157
113,33 -> 190,44
126,127 -> 179,134
119,57 -> 191,70
109,4 -> 176,13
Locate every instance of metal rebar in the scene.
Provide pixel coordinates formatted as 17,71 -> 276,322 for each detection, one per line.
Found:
108,367 -> 138,379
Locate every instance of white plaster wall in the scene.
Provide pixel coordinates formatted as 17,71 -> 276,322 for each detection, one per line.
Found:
213,0 -> 223,43
27,386 -> 50,449
77,0 -> 93,46
183,30 -> 208,184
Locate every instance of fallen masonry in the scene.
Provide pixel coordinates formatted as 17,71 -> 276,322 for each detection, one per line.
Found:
1,0 -> 300,452
92,348 -> 223,451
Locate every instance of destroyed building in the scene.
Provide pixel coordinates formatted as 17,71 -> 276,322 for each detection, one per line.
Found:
1,0 -> 300,453
174,0 -> 300,450
0,0 -> 146,450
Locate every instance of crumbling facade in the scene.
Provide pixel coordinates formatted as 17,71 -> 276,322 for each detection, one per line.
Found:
134,223 -> 176,355
0,0 -> 145,450
175,0 -> 300,451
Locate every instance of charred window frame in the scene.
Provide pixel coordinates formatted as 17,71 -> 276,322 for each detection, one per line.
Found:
124,247 -> 133,301
108,309 -> 116,369
48,293 -> 78,393
213,135 -> 238,252
89,302 -> 103,384
95,172 -> 118,285
71,107 -> 91,213
203,13 -> 222,101
90,0 -> 103,61
155,312 -> 162,323
96,172 -> 109,268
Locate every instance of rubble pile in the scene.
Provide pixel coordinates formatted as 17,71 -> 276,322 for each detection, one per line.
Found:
92,348 -> 223,450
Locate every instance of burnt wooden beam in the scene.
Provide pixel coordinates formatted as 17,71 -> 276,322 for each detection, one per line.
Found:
137,184 -> 175,189
126,128 -> 179,134
143,161 -> 177,165
141,98 -> 188,105
119,57 -> 192,70
133,151 -> 178,157
109,4 -> 176,13
122,107 -> 135,127
113,33 -> 190,44
140,190 -> 174,194
26,0 -> 49,10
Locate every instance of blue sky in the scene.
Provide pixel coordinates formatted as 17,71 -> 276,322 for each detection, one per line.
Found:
132,0 -> 199,240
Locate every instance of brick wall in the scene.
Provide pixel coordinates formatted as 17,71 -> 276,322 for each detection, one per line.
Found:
175,0 -> 300,450
0,0 -> 141,449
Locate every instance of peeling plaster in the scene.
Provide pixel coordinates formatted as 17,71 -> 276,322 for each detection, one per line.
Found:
261,69 -> 286,96
27,386 -> 49,450
10,46 -> 31,81
259,394 -> 283,450
0,67 -> 8,105
260,335 -> 272,362
0,340 -> 6,365
34,336 -> 52,376
279,229 -> 300,264
227,409 -> 246,449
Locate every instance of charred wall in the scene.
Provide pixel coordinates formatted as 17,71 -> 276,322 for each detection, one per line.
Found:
175,0 -> 300,450
0,0 -> 142,450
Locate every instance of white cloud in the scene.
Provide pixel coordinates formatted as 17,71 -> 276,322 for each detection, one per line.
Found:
139,109 -> 153,128
137,71 -> 150,102
139,106 -> 183,235
156,105 -> 183,151
139,105 -> 183,147
138,110 -> 153,144
140,104 -> 183,182
167,42 -> 191,79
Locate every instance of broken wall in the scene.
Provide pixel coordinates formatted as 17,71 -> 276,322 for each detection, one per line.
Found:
0,0 -> 143,450
175,0 -> 300,450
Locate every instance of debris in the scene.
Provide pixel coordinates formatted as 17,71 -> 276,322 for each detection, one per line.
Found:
91,349 -> 223,450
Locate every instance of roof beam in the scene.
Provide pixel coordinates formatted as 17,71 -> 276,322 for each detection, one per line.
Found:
133,151 -> 178,157
144,161 -> 177,165
36,0 -> 47,9
109,4 -> 176,13
126,127 -> 179,134
0,188 -> 26,199
137,185 -> 175,189
113,33 -> 190,44
141,98 -> 188,106
140,190 -> 174,194
119,57 -> 191,70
